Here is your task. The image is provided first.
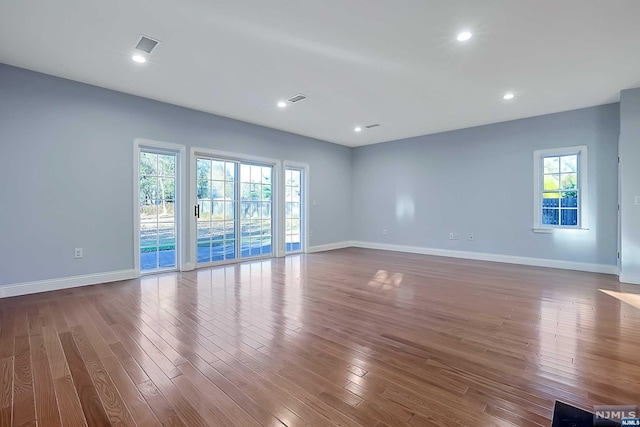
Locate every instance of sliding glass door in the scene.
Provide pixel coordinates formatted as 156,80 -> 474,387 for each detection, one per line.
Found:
196,157 -> 273,265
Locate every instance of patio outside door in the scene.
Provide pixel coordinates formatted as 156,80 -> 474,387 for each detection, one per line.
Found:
196,157 -> 273,265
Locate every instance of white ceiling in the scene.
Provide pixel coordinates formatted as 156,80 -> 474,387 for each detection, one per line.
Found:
1,0 -> 639,147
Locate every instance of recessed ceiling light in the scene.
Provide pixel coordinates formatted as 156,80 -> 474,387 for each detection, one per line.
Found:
457,31 -> 472,42
132,54 -> 146,63
503,92 -> 515,100
277,101 -> 287,108
354,126 -> 362,132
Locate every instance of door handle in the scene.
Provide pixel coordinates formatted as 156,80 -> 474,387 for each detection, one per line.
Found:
194,204 -> 200,218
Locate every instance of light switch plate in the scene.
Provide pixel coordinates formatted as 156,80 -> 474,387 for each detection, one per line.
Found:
635,196 -> 640,205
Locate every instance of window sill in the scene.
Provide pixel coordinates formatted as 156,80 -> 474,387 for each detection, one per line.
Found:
532,227 -> 590,233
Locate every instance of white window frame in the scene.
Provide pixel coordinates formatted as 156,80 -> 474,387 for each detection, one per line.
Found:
533,145 -> 588,232
133,139 -> 187,276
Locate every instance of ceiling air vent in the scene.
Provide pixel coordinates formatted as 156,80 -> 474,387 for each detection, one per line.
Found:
135,36 -> 160,54
365,123 -> 381,129
287,94 -> 307,103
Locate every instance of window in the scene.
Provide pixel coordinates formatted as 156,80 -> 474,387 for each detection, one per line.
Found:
533,146 -> 587,230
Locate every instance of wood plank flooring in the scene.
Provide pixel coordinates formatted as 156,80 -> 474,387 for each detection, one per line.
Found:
1,248 -> 639,426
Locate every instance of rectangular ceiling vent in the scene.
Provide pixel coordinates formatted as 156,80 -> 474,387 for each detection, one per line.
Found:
365,123 -> 381,129
287,94 -> 307,103
135,36 -> 160,54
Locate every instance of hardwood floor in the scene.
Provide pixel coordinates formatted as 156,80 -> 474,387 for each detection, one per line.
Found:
1,248 -> 639,426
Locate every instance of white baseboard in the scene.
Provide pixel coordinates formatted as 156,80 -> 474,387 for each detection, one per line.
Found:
619,274 -> 640,285
0,269 -> 137,299
308,241 -> 353,253
349,241 -> 619,275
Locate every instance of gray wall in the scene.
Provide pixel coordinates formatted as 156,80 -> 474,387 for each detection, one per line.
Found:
352,104 -> 619,266
0,64 -> 352,286
619,88 -> 640,281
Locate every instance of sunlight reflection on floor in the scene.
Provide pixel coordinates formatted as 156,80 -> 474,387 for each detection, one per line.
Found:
600,289 -> 640,310
367,269 -> 403,290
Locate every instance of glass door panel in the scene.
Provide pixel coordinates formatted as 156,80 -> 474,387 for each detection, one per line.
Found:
196,158 -> 237,264
285,168 -> 303,253
240,164 -> 272,258
140,151 -> 177,271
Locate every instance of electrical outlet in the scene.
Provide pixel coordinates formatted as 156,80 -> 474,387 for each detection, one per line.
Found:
448,233 -> 459,240
383,229 -> 388,235
74,248 -> 83,259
